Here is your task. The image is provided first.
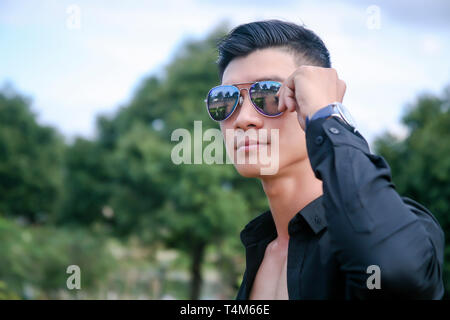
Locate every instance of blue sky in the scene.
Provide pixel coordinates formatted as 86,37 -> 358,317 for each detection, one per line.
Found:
1,0 -> 449,144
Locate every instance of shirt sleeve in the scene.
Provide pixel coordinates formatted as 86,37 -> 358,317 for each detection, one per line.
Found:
305,116 -> 445,299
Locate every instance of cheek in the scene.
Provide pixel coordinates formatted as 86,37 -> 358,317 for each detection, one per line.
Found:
278,118 -> 307,162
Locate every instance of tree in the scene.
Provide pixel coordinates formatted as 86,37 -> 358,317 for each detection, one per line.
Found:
374,85 -> 450,297
53,23 -> 269,299
89,24 -> 266,299
0,86 -> 64,224
55,137 -> 111,227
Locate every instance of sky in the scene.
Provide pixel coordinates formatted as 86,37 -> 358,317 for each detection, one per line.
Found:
1,0 -> 449,145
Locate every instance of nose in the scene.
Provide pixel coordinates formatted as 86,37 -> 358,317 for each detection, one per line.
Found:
231,88 -> 264,130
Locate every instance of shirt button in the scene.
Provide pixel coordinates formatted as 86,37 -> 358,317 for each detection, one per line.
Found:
329,127 -> 340,134
314,215 -> 322,225
314,135 -> 324,145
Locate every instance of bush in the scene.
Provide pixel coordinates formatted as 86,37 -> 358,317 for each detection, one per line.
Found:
0,216 -> 115,299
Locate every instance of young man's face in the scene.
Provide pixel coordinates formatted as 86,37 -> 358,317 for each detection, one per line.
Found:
220,47 -> 307,178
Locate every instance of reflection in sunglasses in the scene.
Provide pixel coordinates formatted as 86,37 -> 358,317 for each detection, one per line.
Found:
206,81 -> 282,121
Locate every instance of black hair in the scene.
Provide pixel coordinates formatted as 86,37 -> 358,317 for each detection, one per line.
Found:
216,19 -> 331,81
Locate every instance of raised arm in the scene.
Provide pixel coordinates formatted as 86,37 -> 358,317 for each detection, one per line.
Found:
305,116 -> 445,299
277,65 -> 445,299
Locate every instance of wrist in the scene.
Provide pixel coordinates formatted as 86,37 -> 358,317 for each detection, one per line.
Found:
305,104 -> 334,130
305,102 -> 357,133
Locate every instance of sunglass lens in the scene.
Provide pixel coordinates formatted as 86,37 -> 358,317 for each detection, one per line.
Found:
206,86 -> 239,121
250,81 -> 282,116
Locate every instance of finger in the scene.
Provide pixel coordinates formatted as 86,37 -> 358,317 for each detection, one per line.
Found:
337,79 -> 346,103
284,86 -> 297,112
285,96 -> 299,113
279,73 -> 295,112
284,72 -> 302,112
284,73 -> 296,92
277,85 -> 286,112
276,86 -> 283,111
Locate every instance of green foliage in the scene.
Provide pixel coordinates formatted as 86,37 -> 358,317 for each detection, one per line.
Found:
0,89 -> 64,223
91,25 -> 263,298
0,24 -> 275,299
0,24 -> 265,299
56,138 -> 111,227
88,25 -> 262,246
0,216 -> 115,299
0,281 -> 20,300
374,86 -> 450,296
106,124 -> 175,238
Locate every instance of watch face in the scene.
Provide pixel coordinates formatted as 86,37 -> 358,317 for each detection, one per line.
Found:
335,103 -> 357,128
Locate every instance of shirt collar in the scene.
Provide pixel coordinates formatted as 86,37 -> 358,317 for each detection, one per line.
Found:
240,195 -> 327,247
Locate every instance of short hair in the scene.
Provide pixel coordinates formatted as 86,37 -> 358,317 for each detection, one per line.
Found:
216,19 -> 331,81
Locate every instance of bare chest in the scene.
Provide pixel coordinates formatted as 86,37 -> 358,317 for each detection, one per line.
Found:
249,244 -> 289,300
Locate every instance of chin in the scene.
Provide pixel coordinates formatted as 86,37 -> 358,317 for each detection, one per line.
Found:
234,164 -> 263,178
234,163 -> 281,178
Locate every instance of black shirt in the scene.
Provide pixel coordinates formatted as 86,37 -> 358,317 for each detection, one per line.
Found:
236,116 -> 445,300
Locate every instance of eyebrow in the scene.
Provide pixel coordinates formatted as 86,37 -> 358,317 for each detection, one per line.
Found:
223,76 -> 284,86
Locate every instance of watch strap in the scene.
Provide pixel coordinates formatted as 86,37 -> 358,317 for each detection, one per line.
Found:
305,105 -> 336,130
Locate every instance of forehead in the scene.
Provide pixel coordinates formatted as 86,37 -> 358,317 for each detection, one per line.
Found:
221,47 -> 297,85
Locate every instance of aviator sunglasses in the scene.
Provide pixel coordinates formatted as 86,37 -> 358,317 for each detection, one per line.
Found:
205,80 -> 283,121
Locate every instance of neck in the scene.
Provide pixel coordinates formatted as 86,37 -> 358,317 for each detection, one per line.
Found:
260,159 -> 323,244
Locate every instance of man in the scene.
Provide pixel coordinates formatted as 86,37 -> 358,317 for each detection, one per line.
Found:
204,20 -> 445,299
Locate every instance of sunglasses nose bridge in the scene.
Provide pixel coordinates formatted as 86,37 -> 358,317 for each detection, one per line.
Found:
236,87 -> 250,106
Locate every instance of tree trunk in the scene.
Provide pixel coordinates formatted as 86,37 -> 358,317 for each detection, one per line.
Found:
189,241 -> 206,300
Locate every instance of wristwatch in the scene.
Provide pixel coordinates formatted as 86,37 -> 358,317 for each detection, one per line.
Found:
305,102 -> 358,133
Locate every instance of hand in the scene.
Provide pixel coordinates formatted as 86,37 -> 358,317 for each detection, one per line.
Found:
276,66 -> 347,131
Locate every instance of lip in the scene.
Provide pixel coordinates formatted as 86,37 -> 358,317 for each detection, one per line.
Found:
235,139 -> 268,151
